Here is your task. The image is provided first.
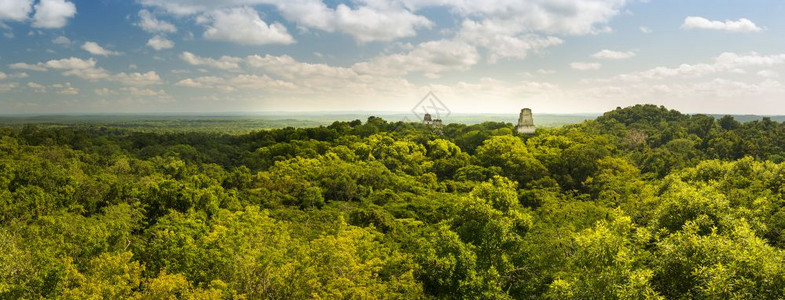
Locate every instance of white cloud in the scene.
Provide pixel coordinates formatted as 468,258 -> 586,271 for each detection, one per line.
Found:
571,62 -> 602,71
681,16 -> 762,33
174,77 -> 206,88
10,57 -> 162,85
139,0 -> 432,43
332,3 -> 431,42
714,52 -> 785,67
0,82 -> 19,92
52,82 -> 78,94
172,51 -> 417,97
246,54 -> 358,81
175,74 -> 295,92
147,35 -> 174,50
120,87 -> 169,97
27,82 -> 47,92
179,40 -> 479,92
137,0 -> 214,16
353,39 -> 480,77
640,26 -> 652,33
15,58 -> 104,79
48,58 -> 111,80
0,71 -> 7,79
52,35 -> 71,45
458,19 -> 563,62
31,0 -> 76,29
81,41 -> 122,56
137,9 -> 177,33
404,0 -> 629,35
270,1 -> 432,43
758,70 -> 779,78
113,71 -> 162,86
95,87 -> 171,102
9,62 -> 48,71
180,51 -> 242,70
592,49 -> 636,59
136,0 -> 632,60
0,0 -> 33,22
44,57 -> 98,70
202,7 -> 295,45
598,52 -> 785,82
94,88 -> 112,96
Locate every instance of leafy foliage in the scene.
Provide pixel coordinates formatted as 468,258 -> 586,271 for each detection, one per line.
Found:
4,105 -> 785,298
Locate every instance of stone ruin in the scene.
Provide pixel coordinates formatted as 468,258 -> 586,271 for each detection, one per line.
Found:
515,108 -> 536,135
422,113 -> 442,128
422,109 -> 532,134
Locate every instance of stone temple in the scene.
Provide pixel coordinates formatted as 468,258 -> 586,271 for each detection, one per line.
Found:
515,108 -> 536,135
423,113 -> 433,125
422,113 -> 443,128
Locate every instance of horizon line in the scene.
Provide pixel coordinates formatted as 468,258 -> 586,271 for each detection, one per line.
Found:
1,110 -> 784,117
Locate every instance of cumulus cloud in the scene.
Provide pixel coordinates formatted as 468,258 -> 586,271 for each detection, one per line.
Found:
175,74 -> 295,92
27,82 -> 47,92
9,62 -> 48,71
120,87 -> 169,97
0,82 -> 19,92
592,49 -> 636,59
113,71 -> 162,86
139,0 -> 432,43
458,19 -> 563,62
589,52 -> 785,83
179,38 -> 480,87
43,57 -> 97,70
147,35 -> 174,50
43,57 -> 111,80
758,70 -> 780,78
32,0 -> 77,29
404,0 -> 628,35
52,35 -> 71,45
571,62 -> 602,71
171,50 -> 438,98
52,82 -> 78,94
0,0 -> 33,22
180,51 -> 242,70
681,16 -> 762,32
354,39 -> 480,78
0,71 -> 7,80
137,9 -> 177,33
202,7 -> 295,45
714,52 -> 785,67
270,1 -> 432,43
9,57 -> 162,85
81,41 -> 122,56
246,54 -> 357,81
134,0 -> 633,62
137,0 -> 216,16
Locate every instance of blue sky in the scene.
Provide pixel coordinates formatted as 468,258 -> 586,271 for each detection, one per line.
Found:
0,0 -> 784,114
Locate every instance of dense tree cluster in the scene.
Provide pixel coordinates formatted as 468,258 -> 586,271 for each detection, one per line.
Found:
3,104 -> 785,298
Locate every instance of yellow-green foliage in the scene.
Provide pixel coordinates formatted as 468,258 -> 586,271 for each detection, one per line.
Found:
4,106 -> 785,298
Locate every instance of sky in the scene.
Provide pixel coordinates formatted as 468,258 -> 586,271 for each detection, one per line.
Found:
0,0 -> 784,115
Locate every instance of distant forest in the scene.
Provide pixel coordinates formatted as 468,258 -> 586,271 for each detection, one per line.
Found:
4,104 -> 785,299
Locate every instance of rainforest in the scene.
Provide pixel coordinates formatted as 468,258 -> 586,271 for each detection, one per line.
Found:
3,104 -> 785,299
